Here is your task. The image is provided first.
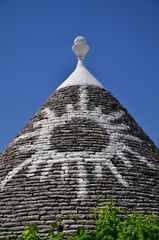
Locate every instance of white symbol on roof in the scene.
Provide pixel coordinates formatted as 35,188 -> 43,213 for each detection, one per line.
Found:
1,86 -> 155,196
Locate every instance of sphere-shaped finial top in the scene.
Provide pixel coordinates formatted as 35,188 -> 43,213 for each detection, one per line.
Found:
72,36 -> 89,61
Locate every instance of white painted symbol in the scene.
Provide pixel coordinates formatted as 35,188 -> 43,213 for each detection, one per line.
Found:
1,86 -> 155,196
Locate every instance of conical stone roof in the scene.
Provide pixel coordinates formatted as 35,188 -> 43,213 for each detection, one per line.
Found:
0,36 -> 159,238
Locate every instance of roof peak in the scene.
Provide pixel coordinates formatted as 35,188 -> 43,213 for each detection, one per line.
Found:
57,36 -> 104,90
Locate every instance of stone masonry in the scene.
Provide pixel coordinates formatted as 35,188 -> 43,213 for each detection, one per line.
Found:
0,85 -> 159,238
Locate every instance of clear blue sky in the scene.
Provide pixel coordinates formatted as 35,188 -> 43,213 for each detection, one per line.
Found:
0,0 -> 159,152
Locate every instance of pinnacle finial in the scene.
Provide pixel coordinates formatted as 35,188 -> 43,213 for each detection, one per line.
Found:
72,36 -> 89,61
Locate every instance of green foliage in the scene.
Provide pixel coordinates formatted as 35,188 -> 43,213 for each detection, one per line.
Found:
67,227 -> 92,240
67,202 -> 159,240
48,220 -> 64,240
95,201 -> 122,240
118,211 -> 159,240
1,202 -> 159,240
18,224 -> 41,240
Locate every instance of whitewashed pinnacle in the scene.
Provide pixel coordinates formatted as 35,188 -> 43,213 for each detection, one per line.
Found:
57,36 -> 104,90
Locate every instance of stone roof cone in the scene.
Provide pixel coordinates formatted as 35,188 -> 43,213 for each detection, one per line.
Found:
0,36 -> 159,238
